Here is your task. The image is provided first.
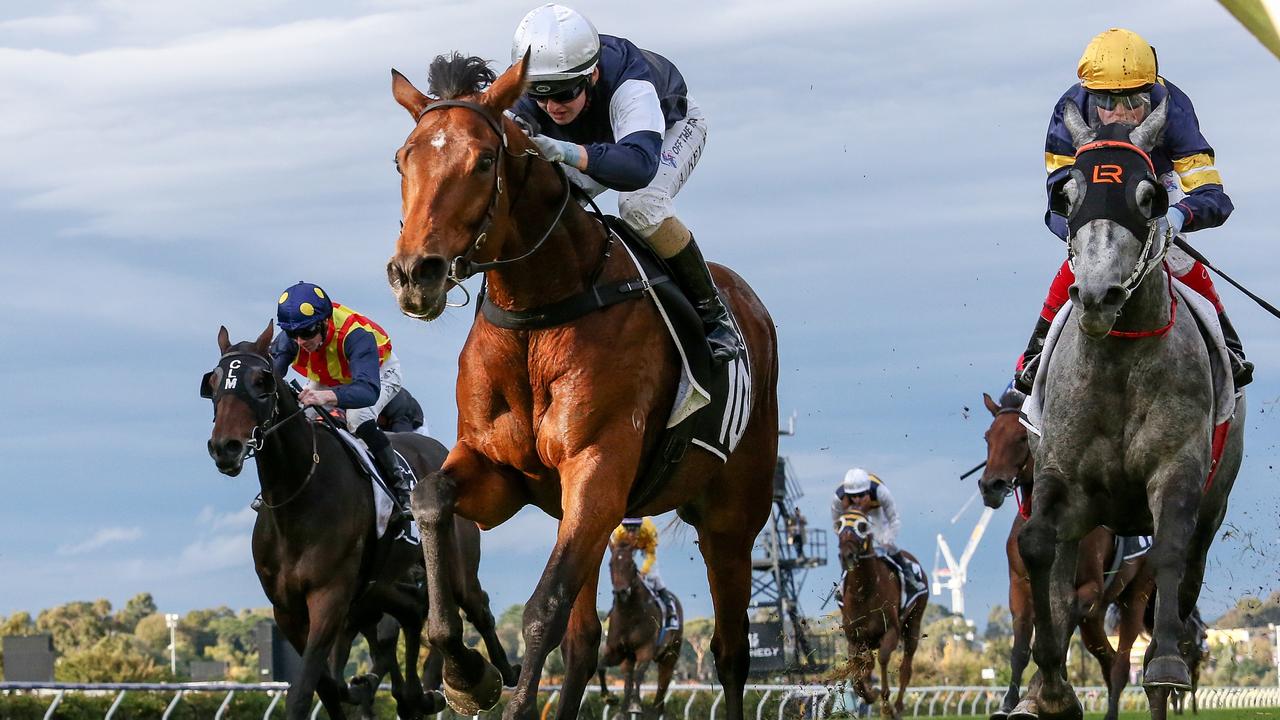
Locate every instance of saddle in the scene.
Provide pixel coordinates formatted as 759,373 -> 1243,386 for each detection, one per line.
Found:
479,215 -> 753,513
881,555 -> 929,613
329,423 -> 418,541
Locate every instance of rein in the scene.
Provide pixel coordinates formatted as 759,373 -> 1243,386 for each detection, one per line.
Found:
1107,264 -> 1178,339
412,99 -> 572,284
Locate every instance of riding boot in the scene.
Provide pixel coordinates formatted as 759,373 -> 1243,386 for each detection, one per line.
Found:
892,551 -> 923,599
1013,317 -> 1053,394
1217,310 -> 1254,389
355,420 -> 415,524
653,221 -> 741,364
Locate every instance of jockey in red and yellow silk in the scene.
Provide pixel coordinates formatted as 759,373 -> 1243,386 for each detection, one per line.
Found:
269,281 -> 415,518
1014,29 -> 1251,393
291,304 -> 393,387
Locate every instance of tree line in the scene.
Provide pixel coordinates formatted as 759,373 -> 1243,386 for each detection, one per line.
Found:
4,591 -> 1279,685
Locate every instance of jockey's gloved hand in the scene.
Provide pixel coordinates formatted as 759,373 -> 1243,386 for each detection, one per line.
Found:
1165,206 -> 1186,235
503,110 -> 538,137
530,135 -> 584,168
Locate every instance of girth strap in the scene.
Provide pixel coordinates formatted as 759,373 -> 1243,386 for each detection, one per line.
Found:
480,275 -> 671,330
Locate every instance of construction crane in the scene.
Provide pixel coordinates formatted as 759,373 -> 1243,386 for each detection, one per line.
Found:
931,490 -> 994,617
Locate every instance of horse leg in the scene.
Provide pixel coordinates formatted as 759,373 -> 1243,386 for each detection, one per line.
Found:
876,629 -> 898,719
413,463 -> 507,715
1015,508 -> 1082,720
693,525 -> 755,720
653,650 -> 677,720
456,518 -> 521,687
357,618 -> 401,720
895,603 -> 924,719
503,459 -> 627,720
629,658 -> 652,718
1105,574 -> 1152,720
1078,614 -> 1116,716
621,658 -> 638,716
554,565 -> 604,720
286,590 -> 354,720
1145,686 -> 1171,720
1000,558 -> 1034,718
1144,471 -> 1201,689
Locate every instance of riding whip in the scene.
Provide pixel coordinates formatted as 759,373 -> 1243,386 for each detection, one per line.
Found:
1174,237 -> 1280,320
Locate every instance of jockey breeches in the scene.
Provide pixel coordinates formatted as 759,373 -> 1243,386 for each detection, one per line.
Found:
1039,245 -> 1224,322
564,99 -> 708,239
311,351 -> 403,433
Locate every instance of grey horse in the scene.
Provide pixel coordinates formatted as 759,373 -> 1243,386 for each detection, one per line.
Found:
1010,99 -> 1245,720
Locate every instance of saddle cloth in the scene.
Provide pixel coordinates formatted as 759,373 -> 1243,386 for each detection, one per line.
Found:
1103,535 -> 1152,592
1022,275 -> 1234,472
331,425 -> 418,540
836,555 -> 928,615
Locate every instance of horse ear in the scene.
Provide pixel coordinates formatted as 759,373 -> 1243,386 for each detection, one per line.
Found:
1062,101 -> 1095,148
483,49 -> 529,115
392,69 -> 430,120
217,325 -> 230,354
983,393 -> 1000,417
255,320 -> 274,354
1129,98 -> 1168,153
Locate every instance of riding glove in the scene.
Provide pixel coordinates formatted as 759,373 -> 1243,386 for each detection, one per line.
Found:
530,135 -> 584,168
1165,206 -> 1186,235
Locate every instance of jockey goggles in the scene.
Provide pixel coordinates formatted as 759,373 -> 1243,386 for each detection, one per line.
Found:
285,321 -> 325,341
529,76 -> 589,103
1087,88 -> 1152,112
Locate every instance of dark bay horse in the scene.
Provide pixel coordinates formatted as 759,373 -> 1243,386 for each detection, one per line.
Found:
385,54 -> 779,720
597,541 -> 684,718
837,511 -> 925,719
202,323 -> 517,719
1014,101 -> 1245,720
979,390 -> 1154,720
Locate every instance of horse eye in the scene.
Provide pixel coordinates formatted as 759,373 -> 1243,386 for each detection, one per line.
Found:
476,155 -> 495,173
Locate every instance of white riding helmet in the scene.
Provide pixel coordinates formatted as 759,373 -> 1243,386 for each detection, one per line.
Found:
842,467 -> 872,495
512,4 -> 601,89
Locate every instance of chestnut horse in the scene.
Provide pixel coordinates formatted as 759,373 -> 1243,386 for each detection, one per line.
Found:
979,389 -> 1154,720
386,54 -> 778,720
597,540 -> 684,718
837,511 -> 925,720
202,323 -> 517,719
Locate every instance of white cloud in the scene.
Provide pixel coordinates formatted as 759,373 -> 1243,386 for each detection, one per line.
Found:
57,526 -> 144,556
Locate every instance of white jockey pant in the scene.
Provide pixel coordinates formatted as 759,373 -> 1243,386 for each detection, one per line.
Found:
643,560 -> 666,592
311,351 -> 403,433
564,98 -> 708,239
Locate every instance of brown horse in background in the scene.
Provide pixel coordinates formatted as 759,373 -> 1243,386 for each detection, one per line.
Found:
837,511 -> 925,719
386,54 -> 778,720
597,541 -> 684,719
978,390 -> 1154,720
202,324 -> 517,719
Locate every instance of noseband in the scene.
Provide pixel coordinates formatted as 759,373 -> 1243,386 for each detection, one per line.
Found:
411,100 -> 572,283
201,350 -> 310,458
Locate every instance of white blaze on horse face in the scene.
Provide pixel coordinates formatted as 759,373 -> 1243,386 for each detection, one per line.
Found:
430,130 -> 448,151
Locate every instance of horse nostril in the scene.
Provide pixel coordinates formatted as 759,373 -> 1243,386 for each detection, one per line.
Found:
387,258 -> 408,289
1102,286 -> 1128,307
412,256 -> 448,286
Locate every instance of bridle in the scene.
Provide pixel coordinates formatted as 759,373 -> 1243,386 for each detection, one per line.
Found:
201,349 -> 319,508
409,99 -> 572,286
837,514 -> 875,566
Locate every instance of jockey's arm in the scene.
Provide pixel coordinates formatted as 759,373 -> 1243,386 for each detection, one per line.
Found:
333,329 -> 380,409
269,331 -> 298,380
830,492 -> 845,530
1160,83 -> 1233,233
876,486 -> 902,548
1043,92 -> 1079,241
585,80 -> 666,191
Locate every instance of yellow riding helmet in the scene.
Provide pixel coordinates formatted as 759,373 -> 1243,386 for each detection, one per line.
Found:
1077,28 -> 1157,91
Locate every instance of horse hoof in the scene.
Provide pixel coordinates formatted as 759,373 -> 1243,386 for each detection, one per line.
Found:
347,673 -> 379,705
991,712 -> 1009,720
1143,656 -> 1192,690
1008,698 -> 1038,720
604,694 -> 620,707
419,690 -> 447,716
503,662 -> 521,687
443,662 -> 503,714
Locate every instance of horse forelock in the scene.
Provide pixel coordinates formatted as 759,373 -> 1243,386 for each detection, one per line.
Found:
427,52 -> 496,100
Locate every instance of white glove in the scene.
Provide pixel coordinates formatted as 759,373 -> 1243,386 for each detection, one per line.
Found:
1165,206 -> 1186,235
530,134 -> 584,168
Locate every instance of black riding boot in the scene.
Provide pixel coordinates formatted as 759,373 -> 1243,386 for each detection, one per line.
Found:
665,238 -> 742,363
1013,316 -> 1053,394
355,420 -> 414,522
1217,310 -> 1254,389
892,551 -> 923,598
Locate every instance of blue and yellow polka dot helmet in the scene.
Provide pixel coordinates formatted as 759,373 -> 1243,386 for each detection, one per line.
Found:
277,281 -> 333,333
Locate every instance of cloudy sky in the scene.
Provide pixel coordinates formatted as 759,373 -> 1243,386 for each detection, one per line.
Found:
3,0 -> 1280,638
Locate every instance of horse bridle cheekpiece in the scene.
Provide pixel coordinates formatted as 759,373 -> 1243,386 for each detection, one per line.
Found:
412,100 -> 571,284
200,350 -> 281,453
1060,139 -> 1171,291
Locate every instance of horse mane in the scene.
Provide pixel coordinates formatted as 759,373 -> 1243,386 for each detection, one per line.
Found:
427,53 -> 497,99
